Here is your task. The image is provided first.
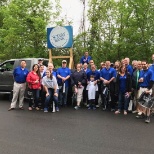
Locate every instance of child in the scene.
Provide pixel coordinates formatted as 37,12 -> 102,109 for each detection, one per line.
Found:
86,75 -> 97,110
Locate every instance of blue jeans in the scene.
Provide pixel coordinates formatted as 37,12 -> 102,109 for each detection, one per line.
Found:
44,88 -> 58,108
118,92 -> 130,111
59,87 -> 68,106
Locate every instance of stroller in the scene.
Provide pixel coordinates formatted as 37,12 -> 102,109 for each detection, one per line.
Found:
138,92 -> 154,116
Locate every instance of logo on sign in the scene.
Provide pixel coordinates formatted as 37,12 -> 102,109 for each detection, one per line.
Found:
49,27 -> 69,48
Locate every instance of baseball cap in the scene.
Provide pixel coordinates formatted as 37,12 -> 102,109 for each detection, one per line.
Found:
62,60 -> 67,63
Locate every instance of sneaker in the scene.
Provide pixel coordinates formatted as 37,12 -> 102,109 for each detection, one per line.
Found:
44,108 -> 48,112
136,114 -> 144,119
102,105 -> 106,111
88,107 -> 91,110
86,104 -> 90,108
28,107 -> 32,111
145,117 -> 150,123
74,106 -> 79,110
19,107 -> 24,110
132,110 -> 138,114
138,112 -> 142,115
115,110 -> 120,114
56,107 -> 59,112
111,108 -> 115,112
93,107 -> 96,110
124,111 -> 127,115
96,105 -> 99,108
8,108 -> 15,111
35,107 -> 40,111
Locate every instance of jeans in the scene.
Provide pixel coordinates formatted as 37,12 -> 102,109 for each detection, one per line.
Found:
29,89 -> 40,107
118,92 -> 130,111
44,88 -> 58,108
59,87 -> 68,106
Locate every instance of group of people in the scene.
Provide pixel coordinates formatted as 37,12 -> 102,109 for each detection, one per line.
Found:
8,52 -> 154,123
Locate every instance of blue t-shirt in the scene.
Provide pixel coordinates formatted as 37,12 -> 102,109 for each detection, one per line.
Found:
126,65 -> 133,76
119,74 -> 126,93
87,70 -> 100,81
139,68 -> 154,88
100,67 -> 116,81
57,67 -> 71,87
13,66 -> 29,83
80,56 -> 92,65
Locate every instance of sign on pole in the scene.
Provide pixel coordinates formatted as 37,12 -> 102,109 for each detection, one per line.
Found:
47,26 -> 73,48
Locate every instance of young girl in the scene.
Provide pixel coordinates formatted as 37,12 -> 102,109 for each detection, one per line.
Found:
86,75 -> 97,110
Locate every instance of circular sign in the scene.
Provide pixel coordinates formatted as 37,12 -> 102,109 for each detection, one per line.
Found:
49,26 -> 69,48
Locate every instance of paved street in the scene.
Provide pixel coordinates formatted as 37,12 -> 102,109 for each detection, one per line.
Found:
0,95 -> 154,154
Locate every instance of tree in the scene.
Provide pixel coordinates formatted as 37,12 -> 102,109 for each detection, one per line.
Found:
0,0 -> 61,60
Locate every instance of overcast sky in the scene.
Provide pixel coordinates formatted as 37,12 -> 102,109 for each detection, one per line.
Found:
59,0 -> 89,35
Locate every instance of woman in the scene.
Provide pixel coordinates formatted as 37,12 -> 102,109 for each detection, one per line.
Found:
115,65 -> 132,115
114,61 -> 121,73
71,63 -> 87,110
42,69 -> 58,112
26,64 -> 41,111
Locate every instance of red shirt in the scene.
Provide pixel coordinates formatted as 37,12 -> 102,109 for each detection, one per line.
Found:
26,71 -> 41,89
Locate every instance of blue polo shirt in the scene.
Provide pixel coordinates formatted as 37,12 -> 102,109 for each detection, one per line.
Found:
13,66 -> 29,83
126,64 -> 133,76
149,64 -> 154,73
139,68 -> 154,88
87,70 -> 100,81
80,56 -> 92,64
57,67 -> 71,87
83,68 -> 91,74
100,67 -> 116,81
119,75 -> 126,93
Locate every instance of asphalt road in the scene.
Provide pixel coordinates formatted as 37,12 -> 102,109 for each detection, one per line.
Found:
0,95 -> 154,154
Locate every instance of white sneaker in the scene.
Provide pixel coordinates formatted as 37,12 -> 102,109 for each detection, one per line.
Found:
138,112 -> 142,115
86,104 -> 90,108
132,110 -> 138,114
96,105 -> 99,108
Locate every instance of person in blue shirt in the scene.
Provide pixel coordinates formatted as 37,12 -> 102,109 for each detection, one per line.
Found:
136,60 -> 154,123
80,51 -> 92,65
124,58 -> 133,76
100,61 -> 116,111
57,60 -> 71,106
87,64 -> 100,108
8,60 -> 29,111
115,65 -> 132,115
149,54 -> 154,96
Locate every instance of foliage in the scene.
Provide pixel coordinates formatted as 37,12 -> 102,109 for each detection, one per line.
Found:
73,0 -> 154,66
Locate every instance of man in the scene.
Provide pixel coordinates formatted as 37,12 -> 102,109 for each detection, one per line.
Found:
124,57 -> 133,76
87,64 -> 100,108
100,61 -> 116,111
82,63 -> 90,106
132,61 -> 142,113
57,60 -> 71,106
149,54 -> 154,96
8,60 -> 29,111
38,58 -> 47,73
136,60 -> 154,123
80,51 -> 92,65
